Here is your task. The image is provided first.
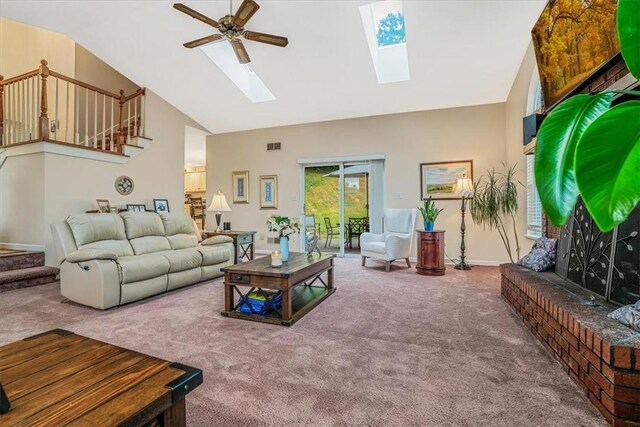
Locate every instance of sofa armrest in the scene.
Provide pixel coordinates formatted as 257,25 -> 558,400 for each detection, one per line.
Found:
66,249 -> 118,263
384,233 -> 412,258
202,235 -> 234,246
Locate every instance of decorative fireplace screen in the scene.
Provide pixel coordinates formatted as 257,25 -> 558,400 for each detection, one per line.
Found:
555,199 -> 639,306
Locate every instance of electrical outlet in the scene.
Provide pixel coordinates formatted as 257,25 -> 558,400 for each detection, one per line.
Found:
395,192 -> 402,199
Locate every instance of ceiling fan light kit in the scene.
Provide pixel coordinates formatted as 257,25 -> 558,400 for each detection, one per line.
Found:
173,0 -> 288,64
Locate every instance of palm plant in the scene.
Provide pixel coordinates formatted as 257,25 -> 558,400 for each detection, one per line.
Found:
469,164 -> 522,263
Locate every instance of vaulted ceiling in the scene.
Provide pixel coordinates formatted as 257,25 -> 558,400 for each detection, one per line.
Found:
0,0 -> 546,134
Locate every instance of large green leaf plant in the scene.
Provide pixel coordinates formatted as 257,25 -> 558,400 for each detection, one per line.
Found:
535,0 -> 640,232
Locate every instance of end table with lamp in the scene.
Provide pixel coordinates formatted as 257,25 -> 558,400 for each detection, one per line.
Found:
207,191 -> 232,233
454,175 -> 474,270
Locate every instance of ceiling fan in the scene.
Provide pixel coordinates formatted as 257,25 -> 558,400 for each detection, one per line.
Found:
173,0 -> 288,64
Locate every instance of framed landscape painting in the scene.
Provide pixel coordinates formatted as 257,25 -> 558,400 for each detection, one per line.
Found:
420,160 -> 473,200
232,170 -> 250,204
259,175 -> 278,209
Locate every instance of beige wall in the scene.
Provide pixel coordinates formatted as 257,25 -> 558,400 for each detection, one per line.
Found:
207,103 -> 513,264
74,44 -> 138,95
505,42 -> 538,256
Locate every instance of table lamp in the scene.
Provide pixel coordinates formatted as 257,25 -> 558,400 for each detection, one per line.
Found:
454,175 -> 474,270
207,191 -> 231,232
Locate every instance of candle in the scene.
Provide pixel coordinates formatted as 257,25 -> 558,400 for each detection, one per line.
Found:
271,250 -> 282,267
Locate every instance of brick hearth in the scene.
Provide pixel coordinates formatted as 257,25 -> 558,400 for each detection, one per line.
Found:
501,264 -> 640,426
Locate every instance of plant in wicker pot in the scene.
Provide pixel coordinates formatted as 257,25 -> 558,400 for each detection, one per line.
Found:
418,197 -> 443,231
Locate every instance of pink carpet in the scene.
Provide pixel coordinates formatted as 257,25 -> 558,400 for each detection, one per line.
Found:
0,258 -> 606,426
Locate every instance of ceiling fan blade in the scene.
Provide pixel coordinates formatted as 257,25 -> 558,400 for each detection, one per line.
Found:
173,3 -> 219,28
243,31 -> 288,47
232,0 -> 260,28
183,34 -> 224,48
230,39 -> 251,64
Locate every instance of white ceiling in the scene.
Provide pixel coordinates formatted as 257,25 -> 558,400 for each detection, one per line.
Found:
0,0 -> 546,135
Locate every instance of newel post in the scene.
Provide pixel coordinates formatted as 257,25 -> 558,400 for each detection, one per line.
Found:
0,75 -> 4,146
38,60 -> 50,141
116,89 -> 125,152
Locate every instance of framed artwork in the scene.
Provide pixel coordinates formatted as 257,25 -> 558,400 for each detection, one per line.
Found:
420,160 -> 473,200
153,199 -> 170,213
259,175 -> 278,209
232,170 -> 250,204
126,204 -> 147,212
96,199 -> 111,213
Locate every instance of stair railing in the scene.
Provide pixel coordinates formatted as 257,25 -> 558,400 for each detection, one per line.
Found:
0,59 -> 145,154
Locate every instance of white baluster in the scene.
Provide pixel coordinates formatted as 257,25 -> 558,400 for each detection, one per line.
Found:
84,87 -> 89,146
65,80 -> 69,143
36,76 -> 41,142
127,98 -> 131,144
19,79 -> 24,141
6,84 -> 10,144
102,94 -> 106,151
110,97 -> 114,152
93,90 -> 97,148
134,95 -> 138,138
140,91 -> 145,137
75,83 -> 79,144
54,77 -> 59,142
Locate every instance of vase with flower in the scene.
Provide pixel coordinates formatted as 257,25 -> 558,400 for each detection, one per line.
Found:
266,215 -> 301,262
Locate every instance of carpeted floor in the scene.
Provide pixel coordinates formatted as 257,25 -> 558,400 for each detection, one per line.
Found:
0,258 -> 606,426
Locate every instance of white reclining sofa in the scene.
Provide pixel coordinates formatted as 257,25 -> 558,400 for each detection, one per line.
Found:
50,211 -> 234,309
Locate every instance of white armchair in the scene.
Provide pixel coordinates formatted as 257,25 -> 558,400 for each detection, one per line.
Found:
361,208 -> 417,272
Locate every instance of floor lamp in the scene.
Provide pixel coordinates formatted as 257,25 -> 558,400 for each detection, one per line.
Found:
207,191 -> 231,233
454,176 -> 474,270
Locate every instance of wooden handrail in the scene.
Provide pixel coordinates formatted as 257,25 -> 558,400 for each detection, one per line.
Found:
123,88 -> 145,102
49,70 -> 121,100
0,69 -> 39,86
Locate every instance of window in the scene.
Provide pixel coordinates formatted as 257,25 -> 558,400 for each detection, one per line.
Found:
526,155 -> 542,238
526,67 -> 543,239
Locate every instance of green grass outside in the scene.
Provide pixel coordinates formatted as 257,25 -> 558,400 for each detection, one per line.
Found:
305,166 -> 368,229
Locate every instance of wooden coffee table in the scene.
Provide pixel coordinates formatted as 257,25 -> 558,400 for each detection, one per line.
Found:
0,329 -> 202,426
221,252 -> 336,326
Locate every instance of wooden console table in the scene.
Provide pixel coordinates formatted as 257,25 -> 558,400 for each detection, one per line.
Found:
0,329 -> 202,426
416,230 -> 445,276
203,230 -> 256,263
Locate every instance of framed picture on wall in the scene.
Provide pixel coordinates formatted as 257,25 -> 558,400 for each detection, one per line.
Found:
259,175 -> 278,209
96,199 -> 112,213
420,160 -> 473,200
153,199 -> 170,213
232,170 -> 250,204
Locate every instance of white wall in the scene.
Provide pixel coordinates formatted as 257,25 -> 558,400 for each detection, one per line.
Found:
207,103 -> 512,264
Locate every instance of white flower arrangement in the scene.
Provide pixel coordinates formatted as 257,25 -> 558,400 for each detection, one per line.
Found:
266,215 -> 301,238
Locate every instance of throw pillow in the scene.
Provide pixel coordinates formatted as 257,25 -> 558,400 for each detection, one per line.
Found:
608,300 -> 640,332
516,237 -> 557,272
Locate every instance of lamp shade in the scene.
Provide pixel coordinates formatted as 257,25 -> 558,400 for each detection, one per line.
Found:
455,176 -> 474,196
207,191 -> 231,212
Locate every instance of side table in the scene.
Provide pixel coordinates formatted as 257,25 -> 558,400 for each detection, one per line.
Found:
203,230 -> 256,263
416,230 -> 446,276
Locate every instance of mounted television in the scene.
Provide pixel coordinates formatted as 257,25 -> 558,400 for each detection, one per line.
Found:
532,0 -> 620,109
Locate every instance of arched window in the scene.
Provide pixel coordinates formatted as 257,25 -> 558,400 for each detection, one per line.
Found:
526,67 -> 543,238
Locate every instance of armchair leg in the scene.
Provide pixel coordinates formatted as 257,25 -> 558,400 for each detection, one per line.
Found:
405,258 -> 411,268
361,256 -> 367,267
385,261 -> 391,272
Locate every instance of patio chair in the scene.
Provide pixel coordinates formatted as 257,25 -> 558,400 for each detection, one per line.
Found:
323,217 -> 341,248
361,208 -> 417,272
304,214 -> 321,238
347,217 -> 368,249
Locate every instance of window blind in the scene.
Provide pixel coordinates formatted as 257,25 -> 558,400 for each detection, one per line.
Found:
526,155 -> 542,238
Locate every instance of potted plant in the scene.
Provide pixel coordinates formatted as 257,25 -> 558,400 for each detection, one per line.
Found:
266,215 -> 301,262
418,197 -> 443,231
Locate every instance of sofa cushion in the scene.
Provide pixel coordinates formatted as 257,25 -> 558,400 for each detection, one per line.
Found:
129,236 -> 172,255
66,214 -> 126,245
196,245 -> 232,266
361,241 -> 387,254
120,212 -> 165,239
79,240 -> 134,257
157,249 -> 203,273
160,213 -> 198,236
116,254 -> 170,284
166,234 -> 199,250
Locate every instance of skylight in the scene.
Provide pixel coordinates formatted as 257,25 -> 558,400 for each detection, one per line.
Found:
359,1 -> 410,84
200,41 -> 275,103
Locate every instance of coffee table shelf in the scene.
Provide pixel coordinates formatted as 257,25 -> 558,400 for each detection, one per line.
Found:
221,252 -> 336,326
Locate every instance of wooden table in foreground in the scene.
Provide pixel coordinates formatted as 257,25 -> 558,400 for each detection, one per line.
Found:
221,252 -> 336,326
0,329 -> 202,426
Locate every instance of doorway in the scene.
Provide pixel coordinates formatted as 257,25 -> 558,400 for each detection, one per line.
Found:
301,158 -> 383,257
